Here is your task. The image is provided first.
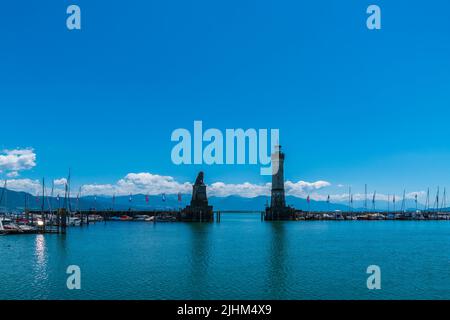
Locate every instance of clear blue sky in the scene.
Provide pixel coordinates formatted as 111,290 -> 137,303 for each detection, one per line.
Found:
1,1 -> 450,198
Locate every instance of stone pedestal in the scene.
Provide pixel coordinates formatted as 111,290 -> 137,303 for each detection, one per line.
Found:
180,172 -> 213,222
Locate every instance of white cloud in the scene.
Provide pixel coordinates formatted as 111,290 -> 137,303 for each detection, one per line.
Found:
53,178 -> 68,186
0,149 -> 36,173
1,179 -> 41,195
6,171 -> 19,178
406,191 -> 426,199
81,173 -> 192,196
79,172 -> 331,198
1,178 -> 68,197
209,182 -> 271,198
285,180 -> 331,197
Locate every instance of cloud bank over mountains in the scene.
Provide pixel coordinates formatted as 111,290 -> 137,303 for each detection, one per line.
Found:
80,173 -> 333,198
0,147 -> 426,203
1,172 -> 331,199
0,172 -> 425,204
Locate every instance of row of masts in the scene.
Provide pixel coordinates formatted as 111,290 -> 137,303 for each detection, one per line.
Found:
343,184 -> 447,212
0,170 -> 73,215
303,184 -> 448,213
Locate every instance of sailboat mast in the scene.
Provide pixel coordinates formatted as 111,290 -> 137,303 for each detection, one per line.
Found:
67,169 -> 72,213
387,194 -> 390,213
0,180 -> 7,216
442,188 -> 447,212
364,184 -> 367,211
77,187 -> 81,212
4,180 -> 7,215
435,187 -> 440,212
348,186 -> 351,212
402,189 -> 406,212
372,190 -> 376,212
41,178 -> 45,214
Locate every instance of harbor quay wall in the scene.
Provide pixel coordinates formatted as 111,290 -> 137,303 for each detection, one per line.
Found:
26,210 -> 179,219
24,209 -> 450,221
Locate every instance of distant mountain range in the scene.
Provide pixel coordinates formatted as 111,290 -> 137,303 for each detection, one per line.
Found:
0,187 -> 435,212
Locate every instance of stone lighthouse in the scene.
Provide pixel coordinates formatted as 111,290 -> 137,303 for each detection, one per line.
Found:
270,145 -> 286,208
265,145 -> 297,220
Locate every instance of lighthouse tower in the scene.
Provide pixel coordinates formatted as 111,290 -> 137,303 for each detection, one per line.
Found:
265,145 -> 297,220
270,145 -> 286,208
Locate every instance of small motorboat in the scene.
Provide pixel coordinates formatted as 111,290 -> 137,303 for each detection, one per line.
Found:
120,215 -> 133,221
134,215 -> 150,221
155,215 -> 177,222
0,219 -> 23,234
18,224 -> 38,233
88,215 -> 103,222
68,217 -> 81,226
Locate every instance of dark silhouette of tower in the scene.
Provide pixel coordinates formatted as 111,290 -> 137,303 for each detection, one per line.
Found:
270,145 -> 286,208
265,145 -> 297,220
180,171 -> 213,222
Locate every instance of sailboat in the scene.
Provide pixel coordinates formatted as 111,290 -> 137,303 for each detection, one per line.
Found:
0,180 -> 8,217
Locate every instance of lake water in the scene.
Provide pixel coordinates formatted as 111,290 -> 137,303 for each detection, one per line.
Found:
1,213 -> 449,300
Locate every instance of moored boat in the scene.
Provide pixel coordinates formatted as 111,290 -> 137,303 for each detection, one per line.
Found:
155,214 -> 177,222
68,217 -> 81,226
134,215 -> 150,221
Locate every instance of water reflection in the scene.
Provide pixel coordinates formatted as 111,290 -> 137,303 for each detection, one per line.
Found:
33,235 -> 48,283
266,222 -> 288,298
186,223 -> 211,297
56,234 -> 67,257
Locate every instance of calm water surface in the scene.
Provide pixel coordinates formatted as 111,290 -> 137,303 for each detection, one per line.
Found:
1,214 -> 450,300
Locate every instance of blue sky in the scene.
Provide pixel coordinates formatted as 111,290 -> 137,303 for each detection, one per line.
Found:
1,1 -> 450,201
